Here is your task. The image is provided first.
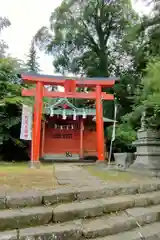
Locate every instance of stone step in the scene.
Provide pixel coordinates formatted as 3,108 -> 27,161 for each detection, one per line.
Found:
53,191 -> 160,223
1,192 -> 160,231
0,206 -> 53,231
82,205 -> 160,238
1,182 -> 160,209
0,205 -> 160,240
94,222 -> 160,240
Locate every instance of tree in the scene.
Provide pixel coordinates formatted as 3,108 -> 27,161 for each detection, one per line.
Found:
124,57 -> 160,130
0,16 -> 11,57
129,0 -> 160,59
35,0 -> 139,77
26,39 -> 40,73
0,58 -> 31,160
133,0 -> 160,30
122,0 -> 160,85
107,122 -> 137,152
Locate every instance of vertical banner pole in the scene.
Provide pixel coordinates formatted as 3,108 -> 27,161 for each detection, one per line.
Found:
108,103 -> 117,164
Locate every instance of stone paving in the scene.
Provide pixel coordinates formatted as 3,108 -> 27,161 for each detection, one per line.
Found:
54,163 -> 158,187
55,163 -> 105,186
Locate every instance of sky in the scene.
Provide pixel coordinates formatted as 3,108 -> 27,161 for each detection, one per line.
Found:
0,0 -> 62,74
0,0 -> 149,75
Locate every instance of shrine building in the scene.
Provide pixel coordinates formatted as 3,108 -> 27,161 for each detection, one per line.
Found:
39,98 -> 114,161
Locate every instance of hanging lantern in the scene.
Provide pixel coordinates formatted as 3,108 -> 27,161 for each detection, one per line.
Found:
50,107 -> 54,117
62,109 -> 66,120
60,125 -> 63,130
73,110 -> 76,121
72,124 -> 74,129
82,109 -> 86,119
55,124 -> 57,129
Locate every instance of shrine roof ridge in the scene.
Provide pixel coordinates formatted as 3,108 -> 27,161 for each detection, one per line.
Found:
21,72 -> 119,84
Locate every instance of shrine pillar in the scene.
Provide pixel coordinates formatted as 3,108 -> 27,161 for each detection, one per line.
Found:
80,118 -> 84,159
40,121 -> 45,158
30,81 -> 43,167
96,85 -> 105,161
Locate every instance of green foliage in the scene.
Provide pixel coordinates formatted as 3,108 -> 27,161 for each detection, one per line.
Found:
142,58 -> 160,93
35,0 -> 139,77
126,1 -> 160,71
0,58 -> 27,147
0,16 -> 11,58
142,58 -> 160,129
107,122 -> 136,152
26,39 -> 40,73
124,57 -> 160,130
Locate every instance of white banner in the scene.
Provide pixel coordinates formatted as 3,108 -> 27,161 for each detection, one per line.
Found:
20,105 -> 33,140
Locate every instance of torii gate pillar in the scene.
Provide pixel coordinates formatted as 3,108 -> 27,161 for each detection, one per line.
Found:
96,85 -> 105,160
30,82 -> 43,168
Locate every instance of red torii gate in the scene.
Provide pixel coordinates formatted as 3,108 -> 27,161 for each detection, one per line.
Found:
21,73 -> 118,166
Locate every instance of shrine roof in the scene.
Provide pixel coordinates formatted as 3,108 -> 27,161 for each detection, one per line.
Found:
45,98 -> 93,111
50,98 -> 77,110
44,98 -> 115,124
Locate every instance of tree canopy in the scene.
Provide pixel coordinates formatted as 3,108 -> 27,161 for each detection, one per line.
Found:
0,17 -> 11,57
26,39 -> 40,73
35,0 -> 139,77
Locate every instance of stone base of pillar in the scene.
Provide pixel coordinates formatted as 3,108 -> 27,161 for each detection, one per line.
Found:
127,168 -> 160,177
131,155 -> 160,170
28,161 -> 41,169
95,160 -> 107,169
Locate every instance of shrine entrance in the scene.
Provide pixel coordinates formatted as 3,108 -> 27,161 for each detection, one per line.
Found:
45,117 -> 81,160
21,73 -> 118,166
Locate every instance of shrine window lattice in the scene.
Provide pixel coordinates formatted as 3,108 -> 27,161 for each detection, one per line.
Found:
48,122 -> 80,130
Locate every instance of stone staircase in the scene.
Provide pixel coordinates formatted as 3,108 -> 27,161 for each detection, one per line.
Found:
1,182 -> 160,239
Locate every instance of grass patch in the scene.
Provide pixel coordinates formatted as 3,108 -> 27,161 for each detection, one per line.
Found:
0,163 -> 57,193
86,166 -> 149,183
